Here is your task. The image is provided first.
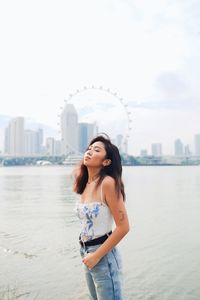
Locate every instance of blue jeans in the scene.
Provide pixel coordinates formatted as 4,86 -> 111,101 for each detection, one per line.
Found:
80,244 -> 124,300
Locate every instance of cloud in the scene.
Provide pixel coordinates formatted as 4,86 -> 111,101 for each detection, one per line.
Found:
128,96 -> 200,112
156,72 -> 187,96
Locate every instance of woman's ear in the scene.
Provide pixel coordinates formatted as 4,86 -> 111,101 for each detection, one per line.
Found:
103,159 -> 112,167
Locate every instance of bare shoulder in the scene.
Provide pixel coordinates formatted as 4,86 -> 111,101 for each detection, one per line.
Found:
102,176 -> 124,207
102,176 -> 115,188
102,176 -> 117,198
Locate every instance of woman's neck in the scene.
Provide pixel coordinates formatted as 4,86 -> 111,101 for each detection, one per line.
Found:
87,168 -> 101,184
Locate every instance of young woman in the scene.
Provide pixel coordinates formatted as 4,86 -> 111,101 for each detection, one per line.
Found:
74,134 -> 130,300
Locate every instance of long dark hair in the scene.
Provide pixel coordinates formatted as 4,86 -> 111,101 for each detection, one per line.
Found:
73,134 -> 126,201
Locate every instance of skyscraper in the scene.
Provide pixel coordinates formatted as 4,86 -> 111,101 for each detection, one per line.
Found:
78,122 -> 97,153
4,127 -> 9,154
116,134 -> 123,153
46,137 -> 55,156
123,138 -> 128,155
61,104 -> 78,155
174,139 -> 183,156
36,128 -> 43,154
5,117 -> 24,156
24,128 -> 43,156
151,143 -> 162,157
24,130 -> 37,155
79,123 -> 88,154
184,144 -> 191,156
54,140 -> 61,156
194,134 -> 200,156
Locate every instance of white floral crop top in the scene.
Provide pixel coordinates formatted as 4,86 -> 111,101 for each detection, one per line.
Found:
75,183 -> 113,242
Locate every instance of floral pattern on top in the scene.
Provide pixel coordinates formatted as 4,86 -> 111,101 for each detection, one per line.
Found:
76,202 -> 102,241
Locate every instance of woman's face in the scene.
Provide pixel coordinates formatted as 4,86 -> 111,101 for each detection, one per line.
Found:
83,141 -> 108,168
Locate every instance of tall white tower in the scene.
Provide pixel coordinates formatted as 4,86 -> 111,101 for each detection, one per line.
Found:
174,139 -> 183,156
46,137 -> 55,156
152,143 -> 162,157
24,130 -> 37,156
194,134 -> 200,156
6,117 -> 24,156
61,104 -> 78,155
78,122 -> 97,153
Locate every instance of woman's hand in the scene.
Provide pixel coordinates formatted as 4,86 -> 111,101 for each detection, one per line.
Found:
82,252 -> 100,270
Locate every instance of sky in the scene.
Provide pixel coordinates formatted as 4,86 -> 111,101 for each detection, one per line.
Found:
0,0 -> 200,155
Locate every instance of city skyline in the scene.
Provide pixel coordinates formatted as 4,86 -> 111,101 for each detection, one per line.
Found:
1,113 -> 200,157
1,1 -> 200,155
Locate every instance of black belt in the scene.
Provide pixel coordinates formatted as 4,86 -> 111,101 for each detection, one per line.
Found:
79,231 -> 112,247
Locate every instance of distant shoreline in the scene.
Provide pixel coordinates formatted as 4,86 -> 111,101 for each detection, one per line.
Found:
0,164 -> 199,167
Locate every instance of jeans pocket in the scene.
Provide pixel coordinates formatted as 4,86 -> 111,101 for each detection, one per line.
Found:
86,244 -> 101,253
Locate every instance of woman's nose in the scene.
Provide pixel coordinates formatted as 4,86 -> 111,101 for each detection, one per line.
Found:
86,149 -> 92,156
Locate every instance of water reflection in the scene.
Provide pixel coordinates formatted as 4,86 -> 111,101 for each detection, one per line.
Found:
0,166 -> 200,299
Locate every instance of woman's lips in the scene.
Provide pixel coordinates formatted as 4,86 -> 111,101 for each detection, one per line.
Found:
84,156 -> 91,160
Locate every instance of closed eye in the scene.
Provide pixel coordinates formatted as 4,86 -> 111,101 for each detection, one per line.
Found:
86,146 -> 101,152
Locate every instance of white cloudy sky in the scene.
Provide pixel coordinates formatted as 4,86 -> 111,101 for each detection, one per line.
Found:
0,0 -> 200,155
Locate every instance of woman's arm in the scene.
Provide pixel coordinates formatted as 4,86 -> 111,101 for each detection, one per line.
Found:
82,176 -> 130,269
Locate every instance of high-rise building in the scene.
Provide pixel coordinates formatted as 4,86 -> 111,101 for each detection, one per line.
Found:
78,122 -> 97,153
88,122 -> 98,141
184,144 -> 191,156
61,104 -> 78,155
123,138 -> 128,155
45,138 -> 61,156
151,143 -> 162,157
78,123 -> 88,154
24,128 -> 43,156
4,127 -> 9,154
194,134 -> 200,156
116,134 -> 123,153
36,128 -> 43,154
4,117 -> 24,156
24,130 -> 37,156
174,139 -> 183,156
54,140 -> 62,156
46,137 -> 55,156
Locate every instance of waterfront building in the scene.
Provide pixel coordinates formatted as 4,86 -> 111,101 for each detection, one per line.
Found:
54,140 -> 62,156
184,144 -> 191,156
36,128 -> 43,154
46,137 -> 55,156
4,127 -> 9,154
174,139 -> 184,156
116,134 -> 123,153
61,104 -> 78,155
151,143 -> 162,157
25,130 -> 37,155
78,122 -> 97,153
4,117 -> 24,156
194,134 -> 200,156
121,138 -> 128,155
24,128 -> 44,156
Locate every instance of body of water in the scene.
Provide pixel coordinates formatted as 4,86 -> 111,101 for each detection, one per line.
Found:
0,166 -> 200,300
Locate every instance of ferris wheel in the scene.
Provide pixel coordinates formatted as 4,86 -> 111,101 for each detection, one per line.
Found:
57,86 -> 133,155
